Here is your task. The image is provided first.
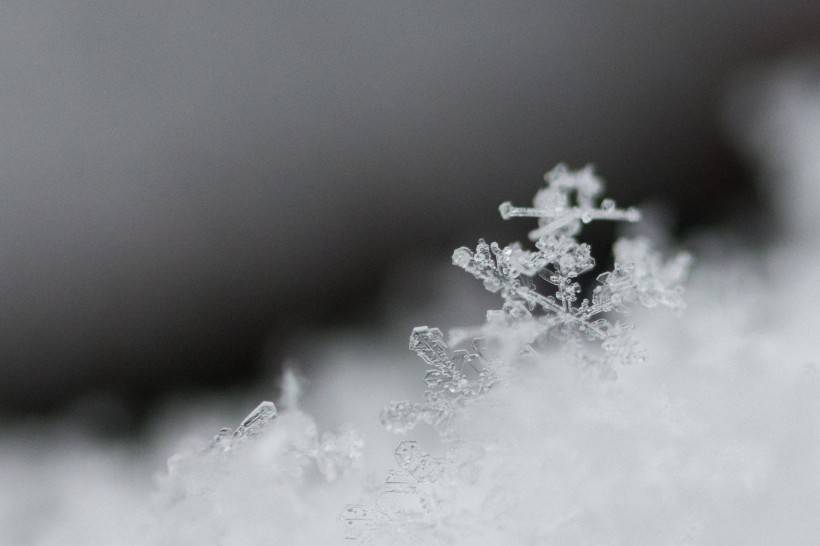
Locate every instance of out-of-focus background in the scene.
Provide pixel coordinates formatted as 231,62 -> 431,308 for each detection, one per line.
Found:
1,1 -> 818,420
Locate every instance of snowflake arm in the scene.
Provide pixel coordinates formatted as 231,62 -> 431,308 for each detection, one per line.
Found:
381,327 -> 495,437
498,163 -> 641,240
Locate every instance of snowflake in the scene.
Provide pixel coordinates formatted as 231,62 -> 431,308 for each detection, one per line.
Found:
342,439 -> 486,545
452,163 -> 690,371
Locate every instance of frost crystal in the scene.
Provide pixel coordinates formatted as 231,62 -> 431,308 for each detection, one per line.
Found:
189,399 -> 362,481
342,439 -> 484,544
453,164 -> 690,371
380,327 -> 496,437
345,165 -> 691,543
209,401 -> 278,451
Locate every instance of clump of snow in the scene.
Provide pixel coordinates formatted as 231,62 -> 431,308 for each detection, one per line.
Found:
153,395 -> 364,545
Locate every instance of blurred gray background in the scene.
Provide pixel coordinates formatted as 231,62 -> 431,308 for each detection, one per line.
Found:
1,1 -> 818,417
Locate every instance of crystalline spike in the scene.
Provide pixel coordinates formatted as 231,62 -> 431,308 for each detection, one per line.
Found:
409,327 -> 450,367
503,165 -> 641,240
499,201 -> 557,220
527,213 -> 581,240
233,401 -> 277,440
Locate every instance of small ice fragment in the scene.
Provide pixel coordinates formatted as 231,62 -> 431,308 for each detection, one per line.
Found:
210,427 -> 233,451
233,401 -> 277,440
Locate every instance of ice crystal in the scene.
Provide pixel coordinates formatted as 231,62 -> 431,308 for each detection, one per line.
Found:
209,401 -> 278,452
346,165 -> 691,543
342,441 -> 444,543
497,164 -> 640,239
453,164 -> 690,371
342,439 -> 486,545
380,327 -> 497,437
